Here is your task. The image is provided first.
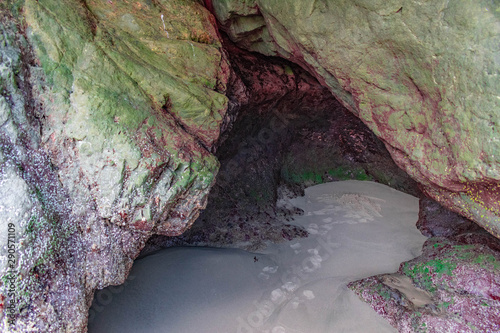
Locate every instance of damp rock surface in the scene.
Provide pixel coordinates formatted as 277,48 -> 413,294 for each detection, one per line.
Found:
0,1 -> 228,331
1,0 -> 499,331
210,0 -> 500,238
349,234 -> 500,332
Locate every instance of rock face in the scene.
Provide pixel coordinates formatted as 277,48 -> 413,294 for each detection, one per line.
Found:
209,0 -> 500,238
417,197 -> 483,238
349,234 -> 500,332
0,1 -> 229,331
349,197 -> 500,332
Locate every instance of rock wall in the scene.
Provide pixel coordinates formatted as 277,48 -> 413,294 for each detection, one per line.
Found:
349,197 -> 500,331
0,0 -> 230,331
209,0 -> 500,238
349,233 -> 500,332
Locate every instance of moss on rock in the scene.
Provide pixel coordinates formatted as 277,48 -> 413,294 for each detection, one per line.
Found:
349,236 -> 500,332
212,0 -> 500,238
1,0 -> 231,330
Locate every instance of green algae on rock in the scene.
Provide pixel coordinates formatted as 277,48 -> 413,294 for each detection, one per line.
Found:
210,0 -> 500,238
349,236 -> 500,332
24,0 -> 229,233
0,0 -> 230,331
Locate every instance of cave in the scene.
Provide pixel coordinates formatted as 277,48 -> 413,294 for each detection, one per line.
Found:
87,37 -> 496,332
143,37 -> 421,252
1,1 -> 500,332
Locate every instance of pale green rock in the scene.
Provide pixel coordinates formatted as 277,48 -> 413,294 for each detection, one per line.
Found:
0,96 -> 10,126
24,0 -> 229,225
0,0 -> 231,331
213,0 -> 500,237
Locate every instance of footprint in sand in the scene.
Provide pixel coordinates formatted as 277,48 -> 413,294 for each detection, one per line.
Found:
282,281 -> 299,292
291,298 -> 301,309
272,326 -> 286,333
303,290 -> 315,300
271,289 -> 286,303
307,223 -> 319,234
290,242 -> 302,254
263,266 -> 279,274
259,265 -> 279,280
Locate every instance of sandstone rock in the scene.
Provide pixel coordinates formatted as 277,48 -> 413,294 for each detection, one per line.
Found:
210,0 -> 500,238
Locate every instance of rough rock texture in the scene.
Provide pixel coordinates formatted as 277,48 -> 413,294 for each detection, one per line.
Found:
142,38 -> 419,253
350,197 -> 500,332
1,0 -> 498,331
0,0 -> 229,331
0,7 -> 78,331
209,0 -> 500,238
349,235 -> 500,332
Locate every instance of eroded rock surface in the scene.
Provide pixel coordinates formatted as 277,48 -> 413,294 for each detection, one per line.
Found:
349,197 -> 500,332
209,0 -> 500,238
0,1 -> 229,331
349,235 -> 500,332
1,0 -> 499,331
417,197 -> 483,238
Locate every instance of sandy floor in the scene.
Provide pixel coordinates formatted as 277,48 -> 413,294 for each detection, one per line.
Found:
88,181 -> 427,333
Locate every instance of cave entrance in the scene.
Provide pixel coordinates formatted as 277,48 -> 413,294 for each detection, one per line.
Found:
88,38 -> 429,333
87,26 -> 500,333
144,40 -> 421,252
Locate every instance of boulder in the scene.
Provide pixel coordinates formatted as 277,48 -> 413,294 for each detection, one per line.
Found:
0,0 -> 229,331
349,235 -> 500,332
210,0 -> 500,238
